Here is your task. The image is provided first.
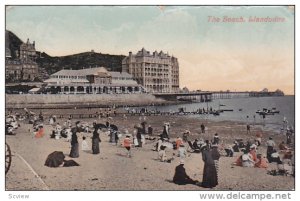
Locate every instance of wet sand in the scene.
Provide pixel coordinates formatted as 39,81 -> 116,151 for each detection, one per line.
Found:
5,111 -> 294,190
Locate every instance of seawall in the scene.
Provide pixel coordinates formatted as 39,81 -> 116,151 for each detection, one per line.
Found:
5,94 -> 166,109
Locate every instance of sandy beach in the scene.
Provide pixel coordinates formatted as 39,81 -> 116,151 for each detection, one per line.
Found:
5,110 -> 294,191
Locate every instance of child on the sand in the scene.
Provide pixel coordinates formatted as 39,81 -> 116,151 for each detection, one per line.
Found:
81,136 -> 90,151
123,135 -> 132,157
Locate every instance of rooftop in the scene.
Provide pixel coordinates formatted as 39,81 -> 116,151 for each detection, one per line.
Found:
51,67 -> 133,78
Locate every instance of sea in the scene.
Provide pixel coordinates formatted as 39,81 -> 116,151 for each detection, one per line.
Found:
135,96 -> 295,134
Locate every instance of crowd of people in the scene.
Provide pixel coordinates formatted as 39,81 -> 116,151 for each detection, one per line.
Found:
6,108 -> 295,189
231,135 -> 294,176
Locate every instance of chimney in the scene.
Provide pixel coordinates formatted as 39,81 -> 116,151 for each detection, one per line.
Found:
129,51 -> 132,57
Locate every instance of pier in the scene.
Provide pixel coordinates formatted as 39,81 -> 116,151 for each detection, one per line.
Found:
153,92 -> 212,102
212,91 -> 250,99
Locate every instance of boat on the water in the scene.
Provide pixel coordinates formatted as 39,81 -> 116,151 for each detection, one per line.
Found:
256,108 -> 280,115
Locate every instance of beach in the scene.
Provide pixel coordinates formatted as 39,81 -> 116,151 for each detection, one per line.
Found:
5,111 -> 294,191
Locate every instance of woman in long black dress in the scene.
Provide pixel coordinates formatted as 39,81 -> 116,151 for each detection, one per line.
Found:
201,146 -> 218,188
211,144 -> 221,183
69,121 -> 81,158
92,125 -> 101,154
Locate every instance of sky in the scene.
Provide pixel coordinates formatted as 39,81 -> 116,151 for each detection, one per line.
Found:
6,6 -> 295,94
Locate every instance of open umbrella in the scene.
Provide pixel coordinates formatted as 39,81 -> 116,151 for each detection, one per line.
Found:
110,124 -> 118,131
95,123 -> 107,130
44,151 -> 65,168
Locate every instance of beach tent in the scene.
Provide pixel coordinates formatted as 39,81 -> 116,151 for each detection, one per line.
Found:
45,151 -> 80,168
44,151 -> 65,167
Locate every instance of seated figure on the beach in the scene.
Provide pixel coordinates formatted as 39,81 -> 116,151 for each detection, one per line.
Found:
213,133 -> 220,145
182,130 -> 190,142
35,124 -> 45,138
241,149 -> 255,167
283,150 -> 293,160
281,153 -> 294,175
175,137 -> 183,150
200,140 -> 211,152
158,145 -> 167,162
249,144 -> 258,162
269,150 -> 282,163
255,131 -> 262,146
158,145 -> 174,163
266,137 -> 276,162
55,123 -> 62,140
192,139 -> 201,152
234,154 -> 242,166
255,154 -> 268,168
278,141 -> 289,151
225,145 -> 234,157
173,160 -> 197,185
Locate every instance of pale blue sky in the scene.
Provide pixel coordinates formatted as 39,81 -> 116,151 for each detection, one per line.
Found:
6,6 -> 295,94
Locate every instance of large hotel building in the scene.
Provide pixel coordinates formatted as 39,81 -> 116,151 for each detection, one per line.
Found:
5,36 -> 39,82
122,48 -> 180,93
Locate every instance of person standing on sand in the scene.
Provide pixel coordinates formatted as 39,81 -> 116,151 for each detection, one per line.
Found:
141,117 -> 147,135
69,121 -> 82,158
200,124 -> 205,133
161,123 -> 170,139
81,136 -> 89,151
49,115 -> 54,125
247,124 -> 251,134
123,135 -> 132,157
178,144 -> 187,160
92,125 -> 101,154
211,144 -> 220,180
201,146 -> 218,188
286,130 -> 292,145
134,124 -> 143,147
148,125 -> 153,135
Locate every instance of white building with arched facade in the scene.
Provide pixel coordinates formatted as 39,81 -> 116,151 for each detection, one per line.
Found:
43,67 -> 145,94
